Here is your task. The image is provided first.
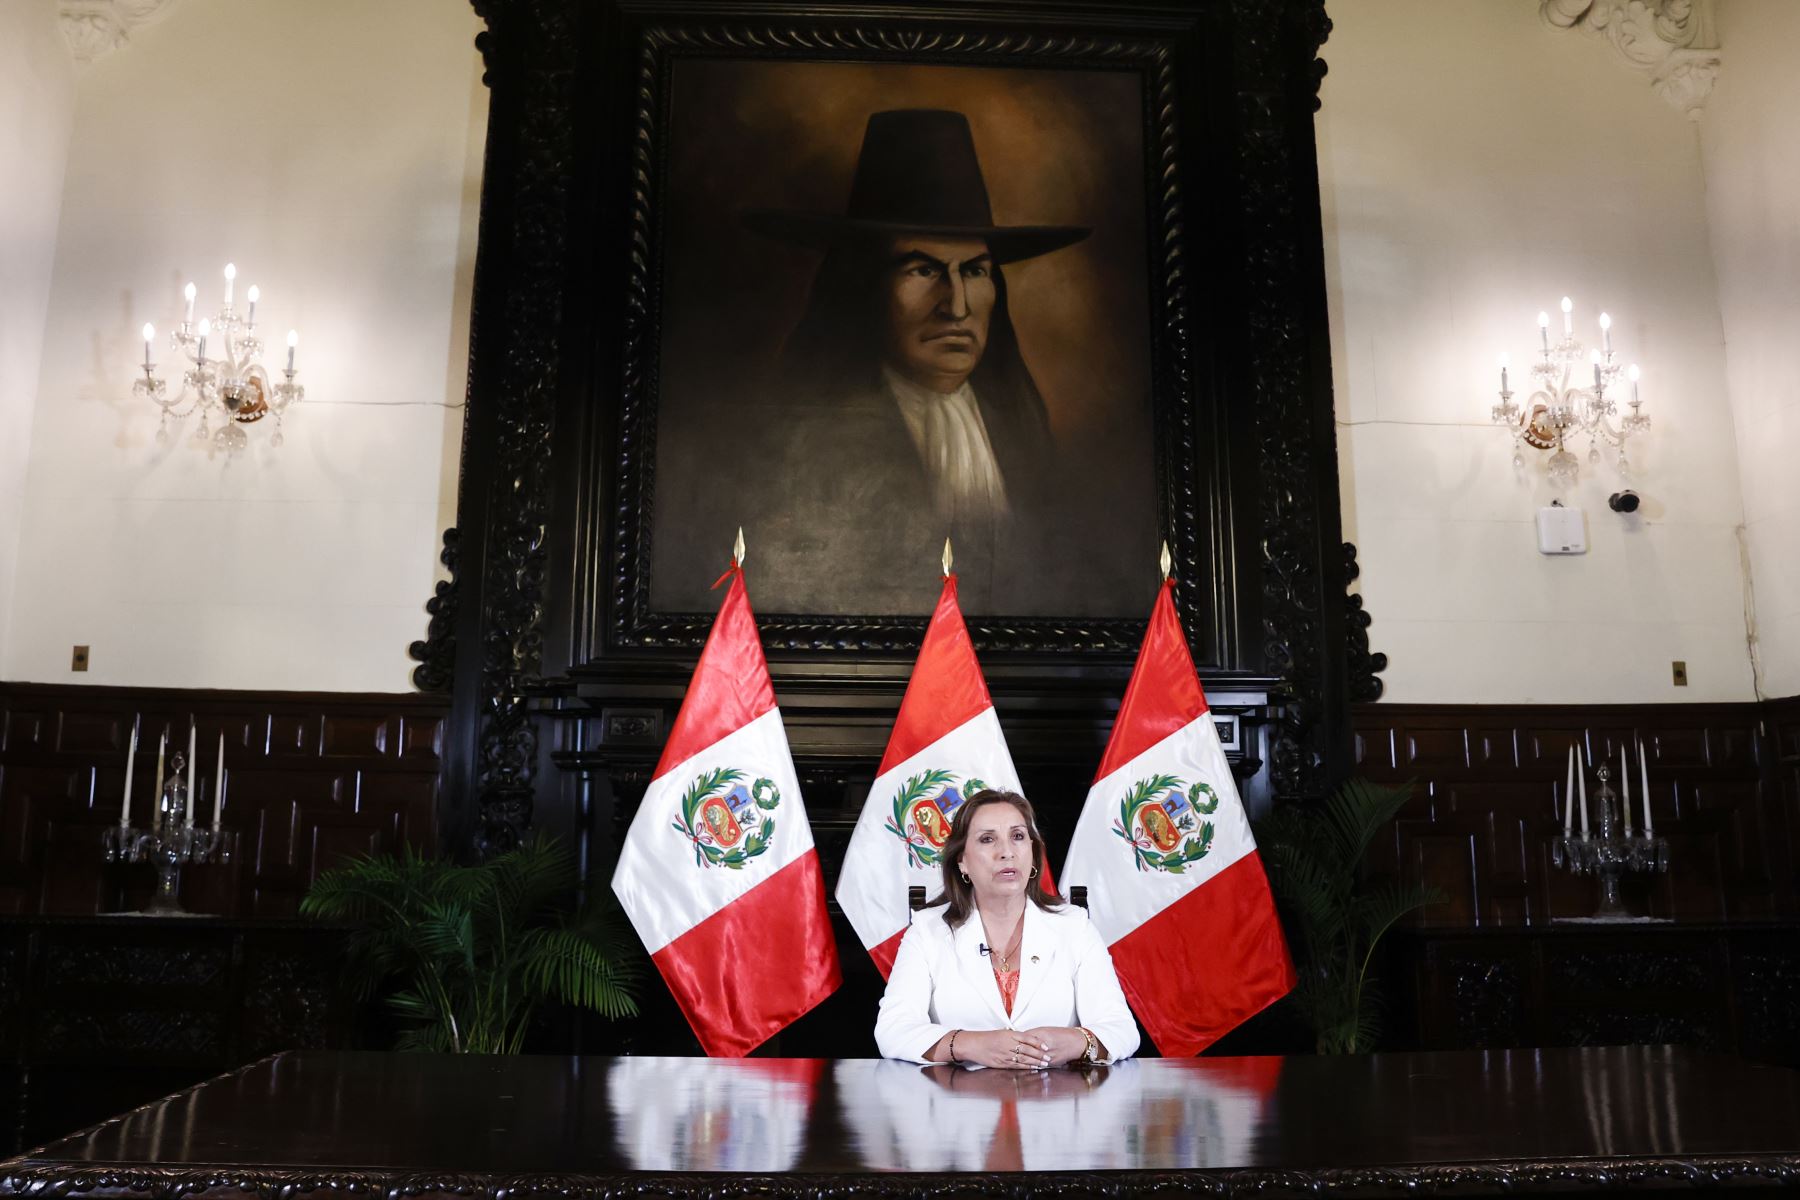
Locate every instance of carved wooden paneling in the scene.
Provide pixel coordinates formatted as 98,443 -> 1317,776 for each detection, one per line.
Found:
0,684 -> 446,918
0,917 -> 355,1154
1400,923 -> 1800,1067
1355,703 -> 1795,926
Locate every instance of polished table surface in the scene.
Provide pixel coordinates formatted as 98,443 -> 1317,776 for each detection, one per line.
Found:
5,1047 -> 1799,1194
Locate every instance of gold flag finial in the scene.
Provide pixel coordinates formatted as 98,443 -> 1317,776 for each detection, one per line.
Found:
1159,540 -> 1172,581
734,526 -> 746,567
942,537 -> 954,577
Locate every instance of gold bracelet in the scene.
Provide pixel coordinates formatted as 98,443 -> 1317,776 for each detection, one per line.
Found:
1079,1026 -> 1099,1064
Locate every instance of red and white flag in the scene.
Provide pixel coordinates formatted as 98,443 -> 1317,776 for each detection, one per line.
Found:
835,574 -> 1022,976
611,563 -> 841,1055
1061,577 -> 1293,1056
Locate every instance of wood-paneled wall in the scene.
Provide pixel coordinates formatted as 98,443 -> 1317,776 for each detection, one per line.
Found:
1354,702 -> 1797,926
0,684 -> 447,917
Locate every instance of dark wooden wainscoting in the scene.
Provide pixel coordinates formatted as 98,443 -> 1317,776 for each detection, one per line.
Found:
1353,702 -> 1795,925
1355,701 -> 1800,1065
0,917 -> 355,1155
0,683 -> 447,917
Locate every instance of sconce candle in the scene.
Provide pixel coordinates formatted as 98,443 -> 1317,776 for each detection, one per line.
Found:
136,273 -> 307,452
1495,301 -> 1650,484
1499,352 -> 1510,393
1629,363 -> 1640,404
286,329 -> 298,372
141,324 -> 154,368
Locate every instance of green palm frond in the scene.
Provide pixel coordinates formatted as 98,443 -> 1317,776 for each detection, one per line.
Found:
1254,777 -> 1444,1054
302,834 -> 639,1053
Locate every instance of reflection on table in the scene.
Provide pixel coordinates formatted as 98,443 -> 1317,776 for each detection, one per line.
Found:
7,1045 -> 1800,1188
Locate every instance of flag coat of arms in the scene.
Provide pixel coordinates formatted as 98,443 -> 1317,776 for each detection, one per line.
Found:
611,564 -> 841,1055
1061,577 -> 1294,1056
835,575 -> 1022,976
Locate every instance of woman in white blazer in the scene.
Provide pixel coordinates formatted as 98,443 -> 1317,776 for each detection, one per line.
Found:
875,790 -> 1140,1068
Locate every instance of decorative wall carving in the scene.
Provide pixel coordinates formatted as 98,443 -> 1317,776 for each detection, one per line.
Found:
452,0 -> 578,858
1443,953 -> 1525,1047
1344,543 -> 1386,703
1541,0 -> 1721,120
408,529 -> 460,694
57,0 -> 179,63
1402,925 -> 1800,1063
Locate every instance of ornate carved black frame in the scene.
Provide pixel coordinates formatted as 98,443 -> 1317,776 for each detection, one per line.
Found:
430,0 -> 1352,856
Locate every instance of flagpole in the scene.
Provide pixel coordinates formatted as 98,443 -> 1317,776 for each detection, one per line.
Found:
942,537 -> 953,577
1159,540 -> 1172,581
734,526 -> 746,567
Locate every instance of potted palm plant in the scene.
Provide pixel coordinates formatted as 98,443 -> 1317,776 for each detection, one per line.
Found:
300,836 -> 642,1052
1255,777 -> 1443,1054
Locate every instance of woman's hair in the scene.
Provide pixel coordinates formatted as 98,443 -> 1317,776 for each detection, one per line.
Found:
929,788 -> 1064,929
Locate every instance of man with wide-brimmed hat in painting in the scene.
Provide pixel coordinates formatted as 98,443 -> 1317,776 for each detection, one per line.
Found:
734,108 -> 1090,609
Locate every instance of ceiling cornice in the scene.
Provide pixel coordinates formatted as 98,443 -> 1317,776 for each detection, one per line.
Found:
1541,0 -> 1721,121
58,0 -> 180,64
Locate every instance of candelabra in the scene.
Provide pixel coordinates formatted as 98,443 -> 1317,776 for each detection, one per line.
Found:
1492,297 -> 1650,486
135,263 -> 304,456
102,751 -> 236,915
1552,762 -> 1669,922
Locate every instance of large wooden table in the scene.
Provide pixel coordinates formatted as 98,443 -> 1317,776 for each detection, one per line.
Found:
4,1047 -> 1798,1196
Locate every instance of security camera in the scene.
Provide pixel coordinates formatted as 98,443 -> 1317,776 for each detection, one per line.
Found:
1608,490 -> 1640,514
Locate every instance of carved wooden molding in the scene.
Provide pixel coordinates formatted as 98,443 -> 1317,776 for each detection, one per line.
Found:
9,1156 -> 1800,1197
1541,0 -> 1720,121
57,0 -> 179,63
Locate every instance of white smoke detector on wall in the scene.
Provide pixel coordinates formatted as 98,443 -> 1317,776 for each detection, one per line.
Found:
1536,503 -> 1587,555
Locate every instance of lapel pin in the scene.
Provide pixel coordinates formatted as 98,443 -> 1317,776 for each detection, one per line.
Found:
1030,955 -> 1039,964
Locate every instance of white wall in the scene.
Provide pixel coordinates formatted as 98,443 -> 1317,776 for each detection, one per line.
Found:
3,0 -> 486,691
1700,0 -> 1800,700
0,0 -> 76,680
1319,0 -> 1755,704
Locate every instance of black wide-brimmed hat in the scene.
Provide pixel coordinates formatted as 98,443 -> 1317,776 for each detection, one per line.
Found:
741,109 -> 1090,265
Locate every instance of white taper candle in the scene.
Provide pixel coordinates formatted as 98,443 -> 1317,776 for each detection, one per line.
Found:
214,731 -> 225,831
1639,738 -> 1653,833
121,715 -> 140,828
152,728 -> 166,833
185,718 -> 197,829
1563,745 -> 1574,836
1577,748 -> 1589,836
1620,742 -> 1632,835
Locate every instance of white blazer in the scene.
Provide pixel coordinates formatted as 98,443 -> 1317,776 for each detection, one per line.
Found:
875,900 -> 1141,1065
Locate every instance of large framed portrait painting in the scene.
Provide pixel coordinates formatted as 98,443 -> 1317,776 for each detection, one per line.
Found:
644,58 -> 1163,628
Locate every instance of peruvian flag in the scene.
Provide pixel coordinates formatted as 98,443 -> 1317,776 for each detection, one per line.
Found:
835,574 -> 1022,976
611,563 -> 841,1055
1061,577 -> 1293,1055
